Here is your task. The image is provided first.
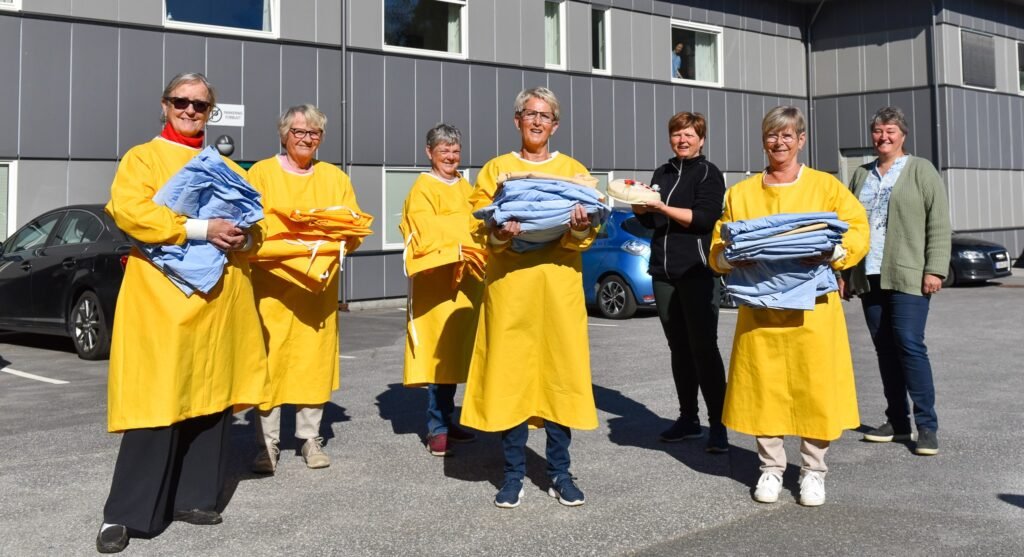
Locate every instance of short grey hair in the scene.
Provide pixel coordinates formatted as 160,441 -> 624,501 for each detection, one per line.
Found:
425,123 -> 462,149
870,106 -> 910,136
160,72 -> 216,123
761,105 -> 807,137
278,104 -> 328,145
513,87 -> 561,122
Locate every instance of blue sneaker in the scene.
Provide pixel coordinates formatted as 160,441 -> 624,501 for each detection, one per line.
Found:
494,479 -> 524,508
548,475 -> 585,506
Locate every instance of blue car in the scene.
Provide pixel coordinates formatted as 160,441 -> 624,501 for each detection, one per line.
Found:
583,209 -> 655,319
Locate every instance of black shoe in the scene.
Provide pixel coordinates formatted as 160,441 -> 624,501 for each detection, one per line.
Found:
172,509 -> 223,525
862,422 -> 913,443
96,524 -> 128,553
659,416 -> 702,442
915,429 -> 939,456
705,425 -> 730,453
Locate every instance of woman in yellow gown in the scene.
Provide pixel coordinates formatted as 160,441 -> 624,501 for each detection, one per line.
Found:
462,87 -> 598,509
400,124 -> 484,457
709,106 -> 868,508
98,73 -> 268,553
247,105 -> 365,473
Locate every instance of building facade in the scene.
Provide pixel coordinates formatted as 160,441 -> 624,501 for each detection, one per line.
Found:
0,0 -> 1021,302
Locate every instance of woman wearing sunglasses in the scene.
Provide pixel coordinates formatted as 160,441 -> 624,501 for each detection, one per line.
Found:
97,73 -> 268,553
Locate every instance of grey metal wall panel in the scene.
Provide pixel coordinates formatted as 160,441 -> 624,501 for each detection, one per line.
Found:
384,252 -> 406,297
996,95 -> 1011,168
652,0 -> 672,18
691,87 -> 709,128
205,38 -> 245,159
440,62 -> 471,158
724,91 -> 745,171
790,38 -> 807,97
524,69 -> 548,90
469,0 -> 496,63
653,83 -> 673,148
164,33 -> 206,84
547,73 -> 573,156
347,165 -> 382,250
117,29 -> 163,155
742,30 -> 761,91
348,52 -> 385,165
281,0 -> 315,43
316,48 -> 343,163
570,75 -> 594,169
28,0 -> 72,16
814,97 -> 840,173
634,83 -> 656,170
706,88 -> 725,165
612,81 -> 635,169
836,95 -> 861,149
1011,97 -> 1023,168
17,161 -> 68,222
610,9 -> 631,77
117,0 -> 161,26
835,37 -> 863,95
316,0 -> 343,45
281,45 -> 318,110
494,0 -> 522,66
863,91 -> 887,146
347,256 -> 386,300
724,28 -> 743,90
241,42 -> 282,162
74,0 -> 117,20
888,89 -> 915,152
468,65 -> 498,167
673,85 -> 692,113
745,95 -> 765,171
864,34 -> 889,92
384,56 -> 416,165
812,38 -> 838,97
0,16 -> 21,158
634,0 -> 653,14
983,93 -> 997,168
67,161 -> 117,205
592,78 -> 615,169
520,0 -> 544,68
347,0 -> 381,49
965,89 -> 980,168
21,19 -> 71,159
70,24 -> 118,160
497,68 -> 524,156
566,0 -> 591,73
888,29 -> 916,90
415,59 -> 444,167
945,87 -> 964,167
631,11 -> 653,80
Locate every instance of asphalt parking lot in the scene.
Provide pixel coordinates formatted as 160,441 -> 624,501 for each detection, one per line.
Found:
1,272 -> 1023,556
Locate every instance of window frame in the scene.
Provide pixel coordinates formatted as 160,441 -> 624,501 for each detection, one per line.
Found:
381,0 -> 469,61
669,20 -> 725,88
0,160 -> 17,242
1017,41 -> 1024,94
0,0 -> 22,12
544,0 -> 567,71
162,0 -> 281,40
959,28 -> 997,92
591,7 -> 611,75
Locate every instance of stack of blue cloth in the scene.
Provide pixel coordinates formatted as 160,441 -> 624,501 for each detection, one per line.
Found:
140,146 -> 264,296
721,212 -> 848,310
474,178 -> 609,253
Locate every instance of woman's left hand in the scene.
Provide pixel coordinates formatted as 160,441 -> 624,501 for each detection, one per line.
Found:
922,274 -> 942,295
643,200 -> 666,213
569,204 -> 591,231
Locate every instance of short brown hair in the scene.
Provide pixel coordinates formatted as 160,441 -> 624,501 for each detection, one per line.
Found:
667,112 -> 707,140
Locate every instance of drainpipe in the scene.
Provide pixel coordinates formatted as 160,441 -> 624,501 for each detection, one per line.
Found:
926,0 -> 944,172
805,0 -> 827,168
339,2 -> 349,308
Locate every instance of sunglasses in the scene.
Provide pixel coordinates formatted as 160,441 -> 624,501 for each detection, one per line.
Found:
164,96 -> 212,113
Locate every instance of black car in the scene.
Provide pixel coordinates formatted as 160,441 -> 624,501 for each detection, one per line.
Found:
0,204 -> 131,359
944,234 -> 1013,287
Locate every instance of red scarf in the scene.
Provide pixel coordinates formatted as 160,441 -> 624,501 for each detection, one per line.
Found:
160,122 -> 204,148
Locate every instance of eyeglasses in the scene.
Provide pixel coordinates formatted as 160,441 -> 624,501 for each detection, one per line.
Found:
518,110 -> 555,124
764,133 -> 799,144
164,97 -> 212,113
289,128 -> 323,140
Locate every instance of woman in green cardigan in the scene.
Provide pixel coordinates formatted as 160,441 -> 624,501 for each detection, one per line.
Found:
842,106 -> 951,456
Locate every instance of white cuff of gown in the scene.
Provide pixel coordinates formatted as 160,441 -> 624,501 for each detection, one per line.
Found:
238,233 -> 253,252
569,227 -> 591,240
831,244 -> 847,263
716,251 -> 733,271
185,219 -> 209,241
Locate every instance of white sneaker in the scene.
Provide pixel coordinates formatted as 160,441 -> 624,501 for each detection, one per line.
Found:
799,471 -> 826,507
251,442 -> 280,474
753,472 -> 783,503
301,437 -> 331,469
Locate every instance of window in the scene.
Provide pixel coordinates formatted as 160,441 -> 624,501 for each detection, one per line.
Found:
384,0 -> 466,58
1018,42 -> 1024,92
0,0 -> 21,12
3,213 -> 60,255
592,8 -> 610,73
383,169 -> 423,248
54,211 -> 104,246
670,21 -> 723,86
961,30 -> 996,89
545,1 -> 565,69
164,0 -> 279,38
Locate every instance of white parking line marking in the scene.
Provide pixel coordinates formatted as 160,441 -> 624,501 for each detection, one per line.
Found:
339,355 -> 357,360
0,367 -> 69,385
720,309 -> 738,314
588,323 -> 618,327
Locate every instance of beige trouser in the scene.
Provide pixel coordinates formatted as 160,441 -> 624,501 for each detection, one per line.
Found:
756,436 -> 830,476
256,405 -> 324,447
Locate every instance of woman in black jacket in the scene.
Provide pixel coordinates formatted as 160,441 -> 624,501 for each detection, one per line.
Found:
633,111 -> 728,452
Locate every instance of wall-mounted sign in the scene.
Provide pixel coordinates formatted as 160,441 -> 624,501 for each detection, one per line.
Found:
209,103 -> 245,127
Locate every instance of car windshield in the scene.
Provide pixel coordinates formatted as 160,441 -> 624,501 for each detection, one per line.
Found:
620,216 -> 653,239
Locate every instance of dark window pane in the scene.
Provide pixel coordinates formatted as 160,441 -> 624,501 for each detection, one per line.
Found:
1018,42 -> 1023,91
592,9 -> 606,70
5,213 -> 60,254
55,212 -> 104,245
166,0 -> 269,32
384,0 -> 462,54
961,31 -> 996,89
671,26 -> 718,82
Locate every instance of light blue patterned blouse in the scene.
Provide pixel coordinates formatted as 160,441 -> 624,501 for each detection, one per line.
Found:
858,155 -> 908,275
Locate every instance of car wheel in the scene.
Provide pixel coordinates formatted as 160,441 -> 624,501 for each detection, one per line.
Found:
69,291 -> 110,360
597,275 -> 637,319
941,264 -> 957,288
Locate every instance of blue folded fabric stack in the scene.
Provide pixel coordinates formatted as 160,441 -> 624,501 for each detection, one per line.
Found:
721,212 -> 848,311
140,146 -> 264,296
474,178 -> 609,253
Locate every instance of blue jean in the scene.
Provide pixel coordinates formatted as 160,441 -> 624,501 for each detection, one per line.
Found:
861,275 -> 938,432
426,384 -> 456,437
501,421 -> 572,482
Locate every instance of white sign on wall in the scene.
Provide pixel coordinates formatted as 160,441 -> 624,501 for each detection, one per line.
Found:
209,104 -> 245,127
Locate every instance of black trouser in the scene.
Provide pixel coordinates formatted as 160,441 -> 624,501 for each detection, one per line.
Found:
103,408 -> 232,536
652,270 -> 727,426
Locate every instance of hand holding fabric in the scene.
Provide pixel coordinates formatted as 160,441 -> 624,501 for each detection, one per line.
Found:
569,204 -> 591,231
207,218 -> 246,250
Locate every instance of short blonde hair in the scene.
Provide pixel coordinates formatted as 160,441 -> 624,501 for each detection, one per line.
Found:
160,72 -> 216,124
761,105 -> 806,138
278,104 -> 327,145
513,87 -> 560,122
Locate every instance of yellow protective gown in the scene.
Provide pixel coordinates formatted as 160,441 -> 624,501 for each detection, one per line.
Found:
248,157 -> 365,410
709,166 -> 869,441
400,173 -> 484,387
460,152 -> 599,432
104,137 -> 269,432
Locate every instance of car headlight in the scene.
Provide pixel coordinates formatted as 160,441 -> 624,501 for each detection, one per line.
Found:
960,250 -> 986,260
621,239 -> 650,256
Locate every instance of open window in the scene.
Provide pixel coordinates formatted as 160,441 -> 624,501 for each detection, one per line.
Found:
384,0 -> 467,59
670,21 -> 723,87
545,0 -> 566,69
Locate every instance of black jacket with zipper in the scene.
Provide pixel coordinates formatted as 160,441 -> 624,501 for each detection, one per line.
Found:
635,155 -> 725,281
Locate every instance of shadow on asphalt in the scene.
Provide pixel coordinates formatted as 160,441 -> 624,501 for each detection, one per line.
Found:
0,332 -> 78,355
997,494 -> 1024,509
